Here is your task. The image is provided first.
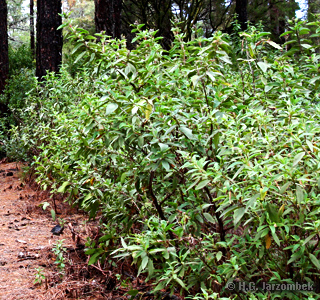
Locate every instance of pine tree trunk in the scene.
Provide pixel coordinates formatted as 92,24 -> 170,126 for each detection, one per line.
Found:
308,0 -> 320,21
0,0 -> 8,97
30,0 -> 35,58
269,0 -> 286,43
152,0 -> 173,50
94,0 -> 122,39
36,0 -> 62,80
235,0 -> 248,31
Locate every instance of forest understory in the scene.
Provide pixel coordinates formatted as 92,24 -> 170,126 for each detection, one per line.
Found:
0,161 -> 179,300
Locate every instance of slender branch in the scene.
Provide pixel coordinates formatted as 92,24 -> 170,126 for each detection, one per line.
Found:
148,171 -> 165,220
204,186 -> 225,242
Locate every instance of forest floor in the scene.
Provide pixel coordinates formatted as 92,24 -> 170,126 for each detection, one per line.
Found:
0,161 -> 121,300
0,161 -> 183,300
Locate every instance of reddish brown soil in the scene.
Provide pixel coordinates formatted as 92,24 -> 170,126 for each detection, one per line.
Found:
0,162 -> 101,300
0,162 -> 184,300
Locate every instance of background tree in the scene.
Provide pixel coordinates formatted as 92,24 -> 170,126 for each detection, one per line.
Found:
308,0 -> 320,21
94,0 -> 122,38
235,0 -> 248,30
30,0 -> 35,57
0,0 -> 9,96
36,0 -> 63,80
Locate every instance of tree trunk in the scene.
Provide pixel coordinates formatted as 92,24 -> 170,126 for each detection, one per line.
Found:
153,0 -> 173,50
94,0 -> 122,39
0,0 -> 8,97
30,0 -> 35,58
36,0 -> 63,80
269,0 -> 286,43
235,0 -> 248,31
308,0 -> 320,21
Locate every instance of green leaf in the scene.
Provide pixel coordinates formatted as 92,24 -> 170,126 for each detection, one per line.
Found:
106,103 -> 118,115
71,42 -> 84,55
175,277 -> 187,289
50,209 -> 56,221
57,181 -> 70,193
303,234 -> 316,246
162,160 -> 170,171
287,251 -> 302,264
88,252 -> 101,265
213,132 -> 220,149
195,180 -> 210,190
271,230 -> 280,246
141,256 -> 148,271
266,40 -> 282,50
292,152 -> 305,167
154,280 -> 166,292
120,172 -> 127,184
220,55 -> 232,64
280,182 -> 291,194
206,71 -> 217,82
127,289 -> 139,296
234,208 -> 246,226
42,202 -> 50,210
266,203 -> 280,223
309,254 -> 320,270
84,193 -> 93,201
296,185 -> 304,203
191,75 -> 201,87
301,44 -> 312,49
147,258 -> 154,276
203,213 -> 215,223
216,251 -> 223,261
159,143 -> 169,151
121,237 -> 127,248
180,126 -> 194,139
306,140 -> 313,152
74,51 -> 86,64
257,61 -> 269,73
299,28 -> 310,35
246,194 -> 260,208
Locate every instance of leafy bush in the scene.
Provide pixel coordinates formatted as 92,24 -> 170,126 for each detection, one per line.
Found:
10,18 -> 320,299
8,44 -> 34,75
0,44 -> 35,159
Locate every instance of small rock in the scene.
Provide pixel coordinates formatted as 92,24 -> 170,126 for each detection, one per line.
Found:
51,224 -> 64,235
16,239 -> 27,244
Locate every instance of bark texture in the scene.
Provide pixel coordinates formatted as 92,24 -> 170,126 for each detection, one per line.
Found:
30,0 -> 35,57
0,0 -> 8,96
36,0 -> 62,80
235,0 -> 248,31
269,0 -> 286,43
94,0 -> 122,39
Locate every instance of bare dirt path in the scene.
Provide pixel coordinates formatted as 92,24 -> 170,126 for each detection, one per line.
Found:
0,162 -> 93,300
0,162 -> 184,300
0,162 -> 55,299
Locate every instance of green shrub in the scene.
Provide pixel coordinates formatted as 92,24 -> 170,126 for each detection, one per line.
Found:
11,19 -> 320,299
9,44 -> 34,75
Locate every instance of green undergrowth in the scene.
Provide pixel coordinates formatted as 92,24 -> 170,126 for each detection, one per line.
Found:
4,18 -> 320,299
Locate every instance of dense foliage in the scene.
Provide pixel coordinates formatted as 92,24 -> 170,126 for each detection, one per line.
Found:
3,18 -> 320,299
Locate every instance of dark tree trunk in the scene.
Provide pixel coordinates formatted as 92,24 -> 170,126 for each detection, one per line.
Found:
152,0 -> 173,50
94,0 -> 122,39
269,0 -> 286,43
36,0 -> 62,80
235,0 -> 248,31
30,0 -> 35,58
0,0 -> 8,98
308,0 -> 320,21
